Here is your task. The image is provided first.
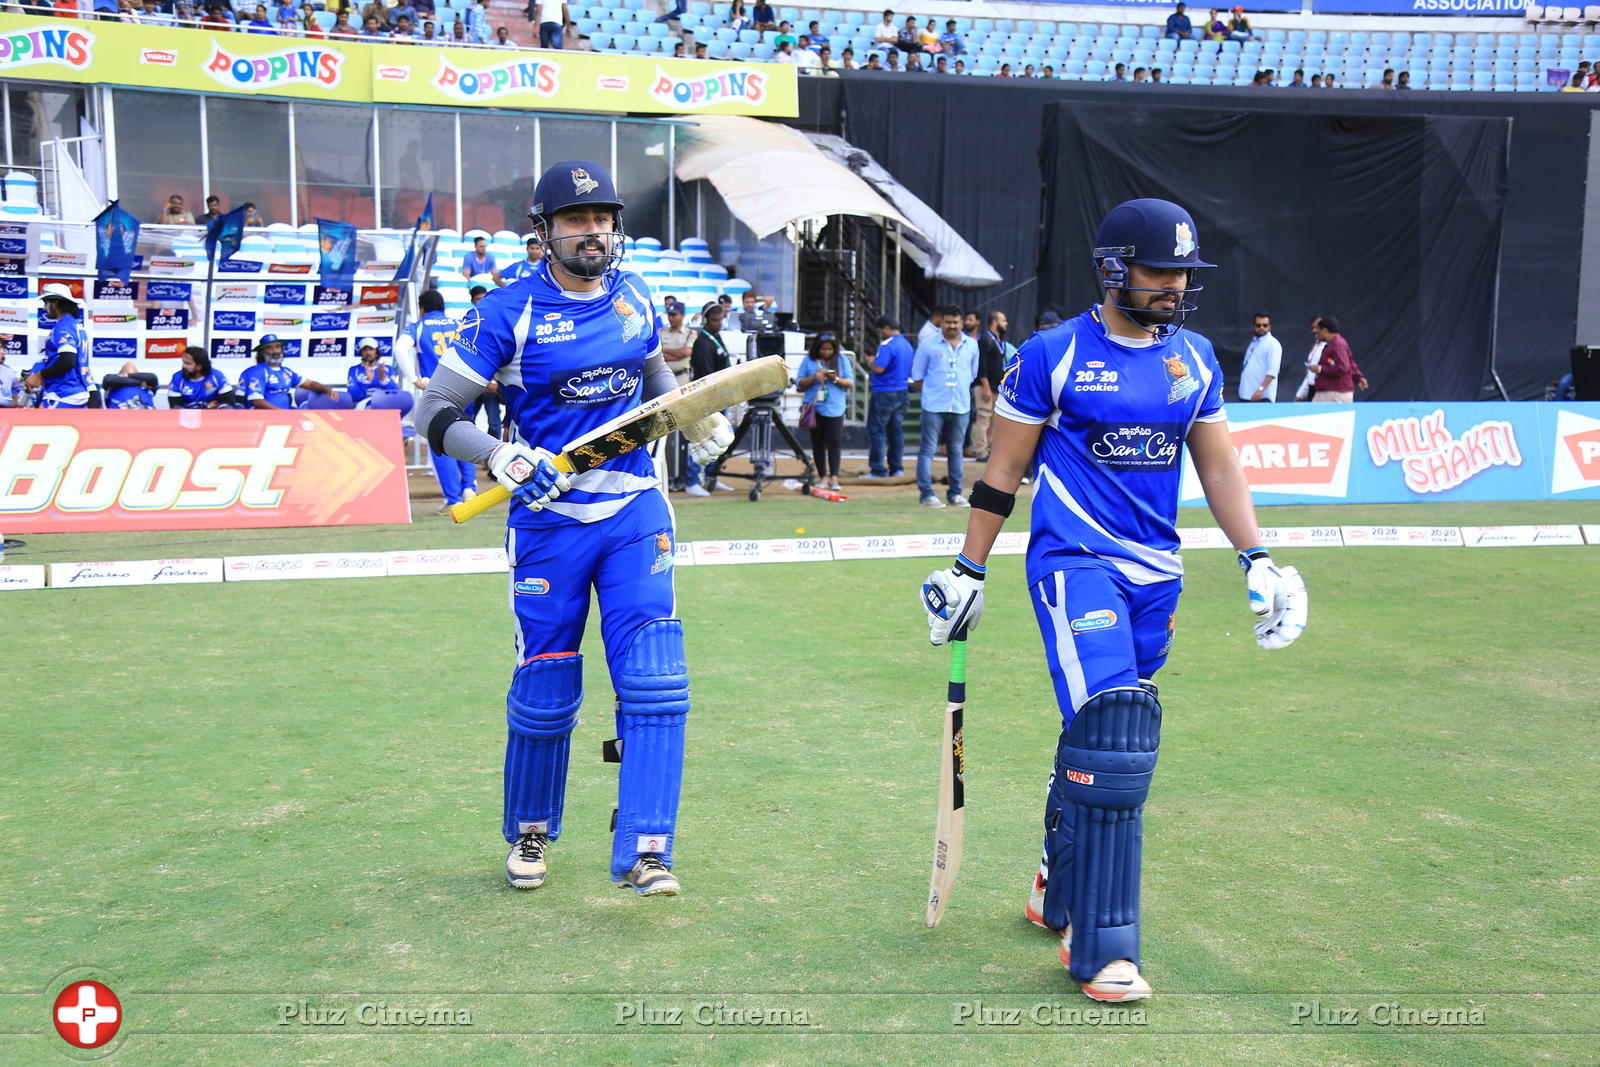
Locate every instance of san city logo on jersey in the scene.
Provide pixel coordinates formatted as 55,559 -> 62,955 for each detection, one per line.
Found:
554,362 -> 643,406
1550,409 -> 1600,494
514,578 -> 551,595
612,294 -> 646,342
1173,222 -> 1195,258
650,532 -> 673,574
1073,367 -> 1119,392
0,25 -> 94,73
205,42 -> 343,90
1087,422 -> 1184,471
1163,355 -> 1199,404
571,168 -> 598,196
1069,609 -> 1119,633
647,64 -> 767,108
1366,408 -> 1521,494
433,54 -> 559,100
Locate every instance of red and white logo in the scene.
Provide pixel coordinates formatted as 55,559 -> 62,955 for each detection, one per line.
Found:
1366,408 -> 1521,494
141,48 -> 177,66
53,980 -> 121,1049
1551,409 -> 1600,495
377,65 -> 410,81
1182,411 -> 1354,499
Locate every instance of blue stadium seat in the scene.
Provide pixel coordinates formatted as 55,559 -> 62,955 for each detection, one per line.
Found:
1085,59 -> 1106,76
645,22 -> 668,37
712,26 -> 733,42
973,17 -> 992,32
844,10 -> 864,25
589,30 -> 612,49
1470,71 -> 1492,88
1037,20 -> 1056,35
1308,29 -> 1327,45
1265,28 -> 1285,43
729,40 -> 752,58
1140,24 -> 1159,38
995,18 -> 1014,32
737,28 -> 758,43
612,32 -> 636,50
1017,18 -> 1035,34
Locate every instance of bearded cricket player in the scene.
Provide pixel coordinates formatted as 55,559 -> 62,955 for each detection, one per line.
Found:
416,161 -> 734,895
920,199 -> 1308,1000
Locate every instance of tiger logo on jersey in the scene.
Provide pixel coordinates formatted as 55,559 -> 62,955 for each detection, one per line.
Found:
1174,222 -> 1195,258
572,168 -> 599,197
1164,354 -> 1199,404
612,294 -> 645,342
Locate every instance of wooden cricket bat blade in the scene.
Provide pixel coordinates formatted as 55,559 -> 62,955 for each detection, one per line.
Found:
925,636 -> 968,926
450,356 -> 788,523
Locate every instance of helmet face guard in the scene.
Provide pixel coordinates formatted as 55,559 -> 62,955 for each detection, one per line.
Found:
528,160 -> 626,280
1092,199 -> 1214,340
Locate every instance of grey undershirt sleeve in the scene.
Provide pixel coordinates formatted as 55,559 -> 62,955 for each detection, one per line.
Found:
416,364 -> 502,467
643,350 -> 676,400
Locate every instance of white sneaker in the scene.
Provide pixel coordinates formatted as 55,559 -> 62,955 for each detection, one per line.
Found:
1025,872 -> 1049,929
1071,953 -> 1152,1003
506,831 -> 549,890
684,483 -> 710,497
948,494 -> 969,507
712,481 -> 736,493
461,487 -> 478,501
919,495 -> 946,508
614,854 -> 680,896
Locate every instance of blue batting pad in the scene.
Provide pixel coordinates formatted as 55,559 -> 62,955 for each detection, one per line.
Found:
1041,686 -> 1162,982
502,652 -> 583,844
610,618 -> 690,879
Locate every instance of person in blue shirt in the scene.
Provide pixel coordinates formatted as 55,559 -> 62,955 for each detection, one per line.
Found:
499,236 -> 544,283
238,334 -> 336,409
795,332 -> 853,492
102,362 -> 158,409
1164,2 -> 1192,39
864,315 -> 912,478
939,19 -> 963,55
460,235 -> 503,285
398,289 -> 482,514
167,346 -> 232,408
25,283 -> 89,408
909,304 -> 979,507
919,199 -> 1307,1004
346,337 -> 406,406
416,160 -> 735,897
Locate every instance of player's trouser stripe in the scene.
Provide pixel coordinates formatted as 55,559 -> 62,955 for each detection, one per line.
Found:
1038,571 -> 1089,712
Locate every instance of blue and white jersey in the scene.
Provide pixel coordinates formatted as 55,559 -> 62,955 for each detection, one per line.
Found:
441,262 -> 662,529
239,363 -> 304,408
346,363 -> 401,405
168,369 -> 230,408
106,382 -> 155,409
406,310 -> 458,379
500,258 -> 542,283
31,312 -> 88,406
996,306 -> 1226,587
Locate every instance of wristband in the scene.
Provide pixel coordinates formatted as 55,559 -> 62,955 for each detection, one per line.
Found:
1238,546 -> 1271,574
953,553 -> 986,581
969,478 -> 1016,518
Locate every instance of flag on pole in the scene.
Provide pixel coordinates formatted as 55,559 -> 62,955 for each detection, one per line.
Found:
317,217 -> 358,293
94,200 -> 141,283
393,193 -> 435,282
204,205 -> 247,264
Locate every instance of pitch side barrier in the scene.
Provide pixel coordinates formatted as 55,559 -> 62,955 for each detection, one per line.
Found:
3,523 -> 1598,591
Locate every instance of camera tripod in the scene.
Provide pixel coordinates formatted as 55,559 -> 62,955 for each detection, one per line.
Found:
705,396 -> 816,502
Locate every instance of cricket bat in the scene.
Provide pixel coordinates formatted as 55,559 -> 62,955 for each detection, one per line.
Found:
925,630 -> 968,927
449,355 -> 788,523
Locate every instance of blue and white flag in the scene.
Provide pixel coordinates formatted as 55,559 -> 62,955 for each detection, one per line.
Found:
94,200 -> 141,283
317,217 -> 358,293
204,205 -> 247,264
393,193 -> 434,283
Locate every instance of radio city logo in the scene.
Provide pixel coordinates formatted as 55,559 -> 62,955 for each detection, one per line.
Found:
1366,409 -> 1520,494
434,55 -> 559,100
206,42 -> 343,90
0,25 -> 93,72
649,65 -> 766,108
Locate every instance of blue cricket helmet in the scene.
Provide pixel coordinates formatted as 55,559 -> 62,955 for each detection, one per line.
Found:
1092,198 -> 1214,337
529,160 -> 625,279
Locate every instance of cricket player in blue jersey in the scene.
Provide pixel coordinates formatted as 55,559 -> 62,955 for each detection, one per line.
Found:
25,283 -> 89,408
167,347 -> 233,409
921,199 -> 1308,1001
397,289 -> 482,514
416,161 -> 734,895
238,334 -> 336,409
101,362 -> 158,408
499,236 -> 544,283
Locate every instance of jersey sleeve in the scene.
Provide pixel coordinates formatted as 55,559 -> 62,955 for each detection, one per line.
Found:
438,303 -> 505,386
1194,342 -> 1226,424
994,332 -> 1055,425
286,368 -> 304,390
620,274 -> 661,360
53,320 -> 79,353
242,368 -> 266,401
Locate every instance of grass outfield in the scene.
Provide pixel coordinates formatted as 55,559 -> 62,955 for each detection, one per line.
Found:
3,494 -> 1598,1064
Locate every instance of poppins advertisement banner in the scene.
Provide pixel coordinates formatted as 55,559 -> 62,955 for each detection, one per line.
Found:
1176,402 -> 1600,505
0,410 -> 411,533
0,14 -> 797,116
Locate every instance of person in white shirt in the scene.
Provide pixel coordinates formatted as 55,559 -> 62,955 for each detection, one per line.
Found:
1239,311 -> 1282,401
873,9 -> 897,51
1292,316 -> 1324,401
793,35 -> 820,70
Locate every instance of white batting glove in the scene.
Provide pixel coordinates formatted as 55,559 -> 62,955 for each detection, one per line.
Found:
684,412 -> 735,467
489,441 -> 570,513
1239,549 -> 1308,650
922,554 -> 985,646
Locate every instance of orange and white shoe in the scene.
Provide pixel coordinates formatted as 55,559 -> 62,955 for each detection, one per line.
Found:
1025,872 -> 1049,928
1077,958 -> 1152,1003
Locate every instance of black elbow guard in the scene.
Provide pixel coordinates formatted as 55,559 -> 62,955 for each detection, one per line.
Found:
426,407 -> 472,456
970,479 -> 1016,518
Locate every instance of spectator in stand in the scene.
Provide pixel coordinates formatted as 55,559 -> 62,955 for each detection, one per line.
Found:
1205,8 -> 1226,41
1110,62 -> 1127,82
532,0 -> 566,47
1249,70 -> 1268,86
807,19 -> 826,47
1310,73 -> 1322,87
418,19 -> 441,41
994,61 -> 1009,77
362,0 -> 389,30
243,2 -> 272,31
865,52 -> 882,70
694,41 -> 707,58
896,16 -> 920,55
1239,311 -> 1281,401
1164,2 -> 1191,40
972,310 -> 1006,461
199,5 -> 233,30
866,315 -> 912,479
794,35 -> 820,70
774,39 -> 795,63
657,0 -> 686,24
460,235 -> 502,284
1228,6 -> 1254,41
1020,63 -> 1034,78
750,0 -> 776,32
1287,68 -> 1306,87
817,44 -> 838,71
494,25 -> 513,45
1134,66 -> 1148,82
159,194 -> 194,225
361,14 -> 386,38
1324,73 -> 1337,89
841,46 -> 856,68
726,0 -> 748,30
773,20 -> 795,48
242,201 -> 265,226
239,335 -> 336,409
1370,68 -> 1395,89
1041,63 -> 1054,79
940,19 -> 962,55
910,305 -> 978,508
873,9 -> 897,51
301,4 -> 328,37
415,0 -> 435,19
330,10 -> 356,35
1562,72 -> 1587,92
346,338 -> 409,410
167,346 -> 232,408
392,15 -> 417,38
672,40 -> 686,57
468,0 -> 489,43
919,18 -> 940,52
451,16 -> 468,42
470,284 -> 488,304
391,0 -> 417,26
102,363 -> 159,409
497,236 -> 542,283
1396,70 -> 1411,89
796,333 -> 852,493
934,54 -> 948,74
1151,67 -> 1164,82
1311,316 -> 1367,401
